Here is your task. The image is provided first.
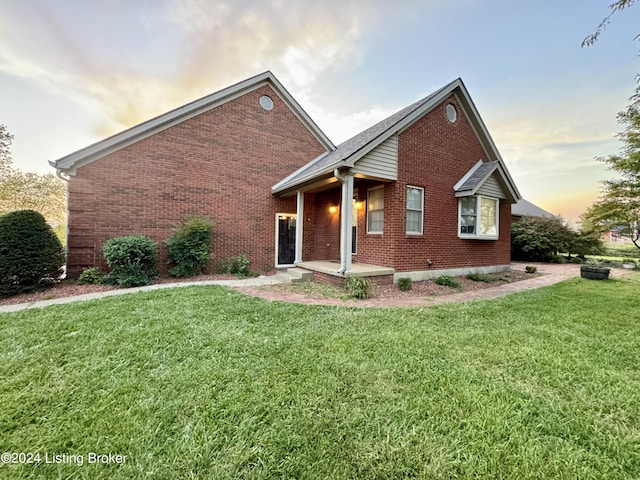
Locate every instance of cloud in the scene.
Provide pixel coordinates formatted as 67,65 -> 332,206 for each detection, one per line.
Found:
0,0 -> 373,138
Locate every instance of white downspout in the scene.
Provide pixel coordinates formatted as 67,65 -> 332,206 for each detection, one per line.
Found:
54,168 -> 71,268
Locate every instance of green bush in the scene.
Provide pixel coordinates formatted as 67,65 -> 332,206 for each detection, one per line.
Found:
435,275 -> 460,289
220,254 -> 253,278
550,255 -> 567,264
103,235 -> 158,287
398,277 -> 412,292
570,256 -> 584,264
166,217 -> 213,277
77,267 -> 106,285
525,266 -> 537,274
345,275 -> 372,299
466,272 -> 506,283
511,216 -> 603,262
0,210 -> 65,297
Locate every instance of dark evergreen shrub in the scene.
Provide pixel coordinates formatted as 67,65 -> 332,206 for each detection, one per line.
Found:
103,235 -> 158,287
165,217 -> 213,277
0,210 -> 65,297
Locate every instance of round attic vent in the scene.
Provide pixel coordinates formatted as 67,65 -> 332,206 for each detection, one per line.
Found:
260,95 -> 274,110
445,103 -> 457,123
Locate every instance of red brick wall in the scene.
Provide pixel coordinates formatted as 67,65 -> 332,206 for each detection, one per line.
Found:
353,95 -> 512,272
66,85 -> 327,276
311,189 -> 341,260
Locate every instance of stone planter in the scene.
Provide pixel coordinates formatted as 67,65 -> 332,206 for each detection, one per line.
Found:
580,265 -> 610,280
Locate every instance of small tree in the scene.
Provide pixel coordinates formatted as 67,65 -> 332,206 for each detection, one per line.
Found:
165,216 -> 213,277
0,210 -> 65,296
511,216 -> 572,261
511,216 -> 602,261
581,105 -> 640,249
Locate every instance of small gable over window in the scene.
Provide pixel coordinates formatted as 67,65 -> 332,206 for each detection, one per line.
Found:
454,160 -> 517,240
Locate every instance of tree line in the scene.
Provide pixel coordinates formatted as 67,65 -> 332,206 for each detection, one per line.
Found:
0,124 -> 66,236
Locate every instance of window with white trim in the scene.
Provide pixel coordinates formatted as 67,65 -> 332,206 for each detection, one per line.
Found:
406,186 -> 424,234
458,196 -> 499,239
367,186 -> 384,233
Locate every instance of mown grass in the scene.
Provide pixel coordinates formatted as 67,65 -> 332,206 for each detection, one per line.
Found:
1,276 -> 639,479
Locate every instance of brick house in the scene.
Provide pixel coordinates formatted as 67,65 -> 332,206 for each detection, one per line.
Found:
51,72 -> 521,284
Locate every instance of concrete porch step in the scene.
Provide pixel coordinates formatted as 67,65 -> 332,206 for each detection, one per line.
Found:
276,267 -> 314,284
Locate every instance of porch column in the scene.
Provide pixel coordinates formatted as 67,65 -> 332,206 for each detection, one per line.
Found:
339,172 -> 354,273
295,191 -> 304,264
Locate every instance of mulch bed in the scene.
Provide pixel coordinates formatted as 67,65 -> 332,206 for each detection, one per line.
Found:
0,273 -> 238,306
0,270 -> 537,307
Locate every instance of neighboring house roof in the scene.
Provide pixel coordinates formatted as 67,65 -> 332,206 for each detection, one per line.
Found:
511,198 -> 554,218
50,71 -> 335,176
272,78 -> 521,202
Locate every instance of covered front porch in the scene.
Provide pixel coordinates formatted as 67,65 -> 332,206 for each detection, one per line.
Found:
295,260 -> 395,286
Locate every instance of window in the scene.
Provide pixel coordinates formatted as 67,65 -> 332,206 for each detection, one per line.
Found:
458,196 -> 499,239
406,186 -> 424,234
367,187 -> 384,233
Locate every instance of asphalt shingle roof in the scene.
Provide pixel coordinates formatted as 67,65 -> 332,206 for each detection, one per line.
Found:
274,82 -> 452,191
455,161 -> 499,193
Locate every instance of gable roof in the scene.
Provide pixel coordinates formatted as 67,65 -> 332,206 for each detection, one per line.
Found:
271,83 -> 451,193
272,78 -> 521,201
453,160 -> 518,203
511,199 -> 555,218
50,71 -> 334,176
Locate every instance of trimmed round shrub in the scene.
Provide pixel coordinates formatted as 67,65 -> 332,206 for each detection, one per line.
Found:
166,217 -> 213,277
103,234 -> 158,287
0,210 -> 65,297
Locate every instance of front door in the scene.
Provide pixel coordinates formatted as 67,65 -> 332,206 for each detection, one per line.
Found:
276,214 -> 297,266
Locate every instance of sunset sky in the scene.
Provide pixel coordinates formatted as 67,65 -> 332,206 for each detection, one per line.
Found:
1,0 -> 638,224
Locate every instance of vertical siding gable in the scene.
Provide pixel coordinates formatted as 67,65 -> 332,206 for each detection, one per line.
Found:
352,135 -> 398,180
477,173 -> 507,199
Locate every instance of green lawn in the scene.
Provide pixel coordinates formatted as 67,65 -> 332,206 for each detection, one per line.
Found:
1,276 -> 639,479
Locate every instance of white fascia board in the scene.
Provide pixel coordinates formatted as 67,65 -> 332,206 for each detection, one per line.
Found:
453,160 -> 485,192
51,71 -> 334,175
344,82 -> 463,169
452,86 -> 522,201
271,151 -> 331,192
271,160 -> 344,195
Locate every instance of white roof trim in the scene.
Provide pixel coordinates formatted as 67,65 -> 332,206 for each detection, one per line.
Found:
454,161 -> 518,202
453,160 -> 485,191
50,71 -> 335,175
272,78 -> 521,200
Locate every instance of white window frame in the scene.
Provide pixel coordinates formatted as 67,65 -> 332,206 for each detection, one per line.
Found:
366,186 -> 385,234
458,195 -> 499,240
406,186 -> 424,235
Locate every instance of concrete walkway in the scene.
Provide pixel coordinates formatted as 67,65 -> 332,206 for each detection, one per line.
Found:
0,275 -> 286,314
0,262 -> 632,313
